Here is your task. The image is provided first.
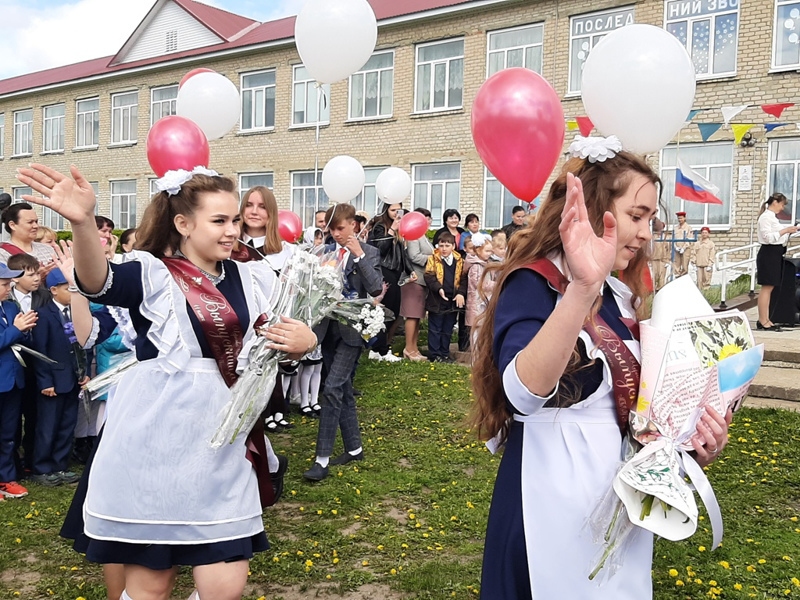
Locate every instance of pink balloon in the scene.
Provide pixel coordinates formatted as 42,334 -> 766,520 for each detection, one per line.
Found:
277,210 -> 303,244
471,68 -> 565,202
146,116 -> 210,177
398,212 -> 428,241
179,68 -> 216,88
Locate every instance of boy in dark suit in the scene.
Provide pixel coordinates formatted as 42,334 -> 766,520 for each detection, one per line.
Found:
424,232 -> 466,363
303,204 -> 384,482
0,263 -> 38,498
30,270 -> 89,486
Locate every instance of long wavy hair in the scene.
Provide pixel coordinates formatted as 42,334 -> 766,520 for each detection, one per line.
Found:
235,186 -> 283,255
469,152 -> 661,443
137,174 -> 236,257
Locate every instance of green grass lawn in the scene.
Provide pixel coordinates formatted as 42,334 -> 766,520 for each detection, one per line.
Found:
1,360 -> 798,599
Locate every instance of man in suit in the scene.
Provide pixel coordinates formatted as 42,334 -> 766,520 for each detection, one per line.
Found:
304,204 -> 383,482
0,263 -> 38,498
29,270 -> 88,486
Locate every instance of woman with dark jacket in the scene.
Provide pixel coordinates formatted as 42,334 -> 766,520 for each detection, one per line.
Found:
432,208 -> 465,252
367,202 -> 407,362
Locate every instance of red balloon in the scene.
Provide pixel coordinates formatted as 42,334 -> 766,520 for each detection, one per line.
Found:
146,116 -> 210,177
277,210 -> 303,244
471,68 -> 565,202
179,68 -> 216,88
398,211 -> 428,241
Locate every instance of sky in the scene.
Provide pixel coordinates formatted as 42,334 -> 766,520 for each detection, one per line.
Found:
0,0 -> 306,80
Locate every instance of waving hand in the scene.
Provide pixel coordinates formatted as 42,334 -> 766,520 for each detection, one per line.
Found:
15,164 -> 96,227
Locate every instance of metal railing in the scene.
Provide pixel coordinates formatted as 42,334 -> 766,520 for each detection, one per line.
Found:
716,241 -> 800,309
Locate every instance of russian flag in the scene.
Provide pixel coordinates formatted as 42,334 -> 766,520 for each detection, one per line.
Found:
675,158 -> 723,205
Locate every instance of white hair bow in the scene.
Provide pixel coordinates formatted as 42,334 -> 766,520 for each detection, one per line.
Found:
154,166 -> 219,196
568,135 -> 623,163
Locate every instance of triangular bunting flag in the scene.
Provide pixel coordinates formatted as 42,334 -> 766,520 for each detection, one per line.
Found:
697,123 -> 722,142
721,105 -> 748,125
732,123 -> 756,145
566,119 -> 580,131
765,123 -> 789,133
761,103 -> 794,118
687,109 -> 702,121
575,116 -> 594,137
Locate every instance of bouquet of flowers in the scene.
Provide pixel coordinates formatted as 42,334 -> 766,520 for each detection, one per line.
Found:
330,299 -> 390,341
588,276 -> 764,581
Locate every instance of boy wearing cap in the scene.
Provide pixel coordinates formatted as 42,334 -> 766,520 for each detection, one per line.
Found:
0,263 -> 38,498
29,270 -> 89,487
692,226 -> 716,290
673,211 -> 694,277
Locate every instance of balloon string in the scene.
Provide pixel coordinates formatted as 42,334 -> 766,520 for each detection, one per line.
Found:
314,83 -> 323,226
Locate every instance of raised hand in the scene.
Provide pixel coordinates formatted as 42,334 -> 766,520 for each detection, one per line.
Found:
559,173 -> 617,295
15,164 -> 96,227
13,311 -> 37,332
52,240 -> 76,286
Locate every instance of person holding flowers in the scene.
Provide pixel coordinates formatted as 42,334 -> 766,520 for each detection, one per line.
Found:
470,140 -> 731,599
15,163 -> 316,600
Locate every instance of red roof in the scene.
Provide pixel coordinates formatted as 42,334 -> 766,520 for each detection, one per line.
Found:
0,0 -> 481,97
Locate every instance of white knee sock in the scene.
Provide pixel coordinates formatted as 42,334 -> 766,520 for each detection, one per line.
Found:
299,366 -> 313,409
264,435 -> 279,472
309,363 -> 322,406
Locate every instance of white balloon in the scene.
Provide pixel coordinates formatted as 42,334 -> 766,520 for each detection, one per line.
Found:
375,167 -> 411,204
581,24 -> 696,154
176,72 -> 241,141
322,155 -> 365,203
294,0 -> 378,84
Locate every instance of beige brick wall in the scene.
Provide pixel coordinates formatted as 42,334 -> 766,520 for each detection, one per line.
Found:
0,0 -> 797,257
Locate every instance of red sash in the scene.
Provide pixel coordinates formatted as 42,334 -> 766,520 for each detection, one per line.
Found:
521,259 -> 641,434
163,257 -> 275,508
0,243 -> 25,256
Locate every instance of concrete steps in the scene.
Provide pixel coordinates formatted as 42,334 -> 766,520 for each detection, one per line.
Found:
744,321 -> 800,407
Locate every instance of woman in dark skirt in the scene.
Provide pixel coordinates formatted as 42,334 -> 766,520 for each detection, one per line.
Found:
19,164 -> 316,600
756,193 -> 799,330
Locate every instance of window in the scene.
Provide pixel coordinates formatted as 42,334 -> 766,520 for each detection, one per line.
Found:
111,91 -> 139,145
241,70 -> 276,131
352,167 -> 384,216
12,187 -> 31,203
292,65 -> 330,126
42,104 -> 65,153
76,98 -> 100,148
349,51 -> 394,120
412,162 -> 461,227
666,0 -> 738,78
660,143 -> 733,227
166,30 -> 178,53
13,109 -> 33,156
91,182 -> 100,216
483,169 -> 526,229
487,23 -> 545,76
291,170 -> 329,226
773,0 -> 800,69
0,113 -> 4,158
767,138 -> 800,223
238,173 -> 274,199
111,180 -> 137,228
42,207 -> 64,231
151,85 -> 178,125
569,7 -> 634,94
415,39 -> 464,112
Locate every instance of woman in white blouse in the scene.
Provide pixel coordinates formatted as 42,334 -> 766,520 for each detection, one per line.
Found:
756,193 -> 798,330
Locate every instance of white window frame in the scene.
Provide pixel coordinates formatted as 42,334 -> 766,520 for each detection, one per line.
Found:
91,182 -> 100,216
238,173 -> 274,200
75,97 -> 100,149
414,38 -> 465,114
486,23 -> 545,77
659,142 -> 734,229
568,6 -> 635,96
12,109 -> 33,157
0,113 -> 4,159
240,69 -> 277,132
348,50 -> 394,121
412,162 -> 461,227
291,170 -> 329,226
772,0 -> 800,70
150,85 -> 178,125
110,91 -> 139,145
292,65 -> 330,127
352,167 -> 385,216
483,168 -> 526,230
665,0 -> 739,80
767,137 -> 800,223
42,207 -> 64,231
110,179 -> 137,229
12,186 -> 31,204
42,103 -> 65,154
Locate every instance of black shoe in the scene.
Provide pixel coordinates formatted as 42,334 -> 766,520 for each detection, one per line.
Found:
303,462 -> 329,482
329,450 -> 364,466
300,407 -> 316,418
30,473 -> 62,487
55,470 -> 81,484
353,388 -> 363,397
756,321 -> 782,331
277,419 -> 295,430
271,455 -> 288,502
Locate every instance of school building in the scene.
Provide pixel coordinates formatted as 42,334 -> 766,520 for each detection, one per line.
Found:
0,0 -> 799,253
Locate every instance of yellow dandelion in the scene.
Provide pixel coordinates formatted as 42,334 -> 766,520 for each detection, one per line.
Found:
676,580 -> 685,586
669,569 -> 679,577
